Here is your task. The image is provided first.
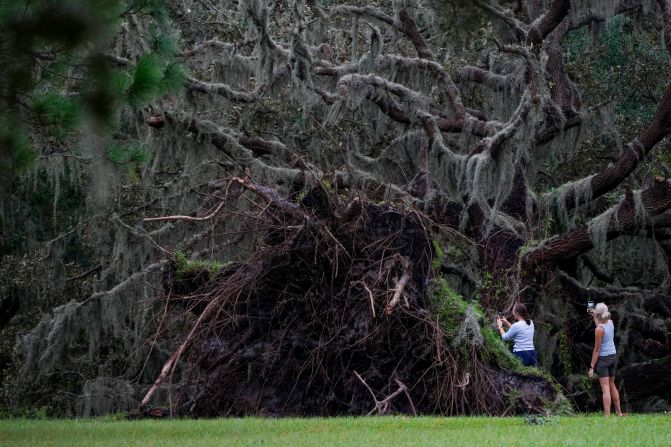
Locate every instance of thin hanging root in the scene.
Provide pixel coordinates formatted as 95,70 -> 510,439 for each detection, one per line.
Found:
386,258 -> 413,315
364,283 -> 375,318
352,280 -> 376,318
457,372 -> 470,389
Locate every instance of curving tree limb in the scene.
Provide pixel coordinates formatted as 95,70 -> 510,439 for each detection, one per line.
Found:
545,84 -> 671,213
527,178 -> 671,264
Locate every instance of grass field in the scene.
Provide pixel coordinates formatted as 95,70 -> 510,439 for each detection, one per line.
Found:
1,414 -> 670,447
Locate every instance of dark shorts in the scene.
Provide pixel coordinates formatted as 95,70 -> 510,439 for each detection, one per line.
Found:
514,350 -> 538,367
595,354 -> 617,378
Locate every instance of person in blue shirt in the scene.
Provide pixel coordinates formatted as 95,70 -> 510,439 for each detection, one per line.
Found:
588,302 -> 625,417
496,303 -> 537,367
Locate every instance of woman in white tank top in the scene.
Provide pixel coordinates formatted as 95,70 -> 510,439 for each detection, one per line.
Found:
589,303 -> 625,417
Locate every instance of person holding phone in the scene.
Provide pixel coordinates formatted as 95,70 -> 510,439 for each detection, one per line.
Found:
588,302 -> 625,417
496,303 -> 537,367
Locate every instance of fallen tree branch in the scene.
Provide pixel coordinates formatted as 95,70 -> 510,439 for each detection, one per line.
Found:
354,371 -> 414,415
140,293 -> 224,408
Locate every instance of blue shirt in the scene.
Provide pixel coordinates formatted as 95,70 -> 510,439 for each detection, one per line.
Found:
502,320 -> 535,352
598,320 -> 616,356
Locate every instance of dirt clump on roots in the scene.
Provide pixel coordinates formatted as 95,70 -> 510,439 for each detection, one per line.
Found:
146,178 -> 556,417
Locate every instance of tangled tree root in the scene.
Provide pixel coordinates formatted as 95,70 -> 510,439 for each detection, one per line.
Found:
141,178 -> 557,416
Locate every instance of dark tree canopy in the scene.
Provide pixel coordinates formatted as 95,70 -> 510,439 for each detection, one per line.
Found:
2,0 -> 671,417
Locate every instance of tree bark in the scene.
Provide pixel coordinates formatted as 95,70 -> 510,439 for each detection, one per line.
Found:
619,354 -> 671,402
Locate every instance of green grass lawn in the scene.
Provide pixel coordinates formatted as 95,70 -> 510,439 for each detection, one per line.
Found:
1,414 -> 670,447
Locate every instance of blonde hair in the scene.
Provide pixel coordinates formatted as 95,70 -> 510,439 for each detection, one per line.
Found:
594,302 -> 611,322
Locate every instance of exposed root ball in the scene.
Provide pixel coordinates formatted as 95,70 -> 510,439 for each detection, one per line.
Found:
151,182 -> 555,416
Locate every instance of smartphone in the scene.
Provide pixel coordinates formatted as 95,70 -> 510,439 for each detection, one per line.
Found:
587,301 -> 595,313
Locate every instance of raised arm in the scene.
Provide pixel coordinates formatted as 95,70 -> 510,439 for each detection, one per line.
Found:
500,322 -> 519,341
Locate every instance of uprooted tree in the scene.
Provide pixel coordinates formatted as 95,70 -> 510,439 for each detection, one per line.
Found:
120,0 -> 671,416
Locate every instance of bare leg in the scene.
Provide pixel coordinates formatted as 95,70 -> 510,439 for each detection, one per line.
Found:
608,377 -> 623,416
599,377 -> 611,416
